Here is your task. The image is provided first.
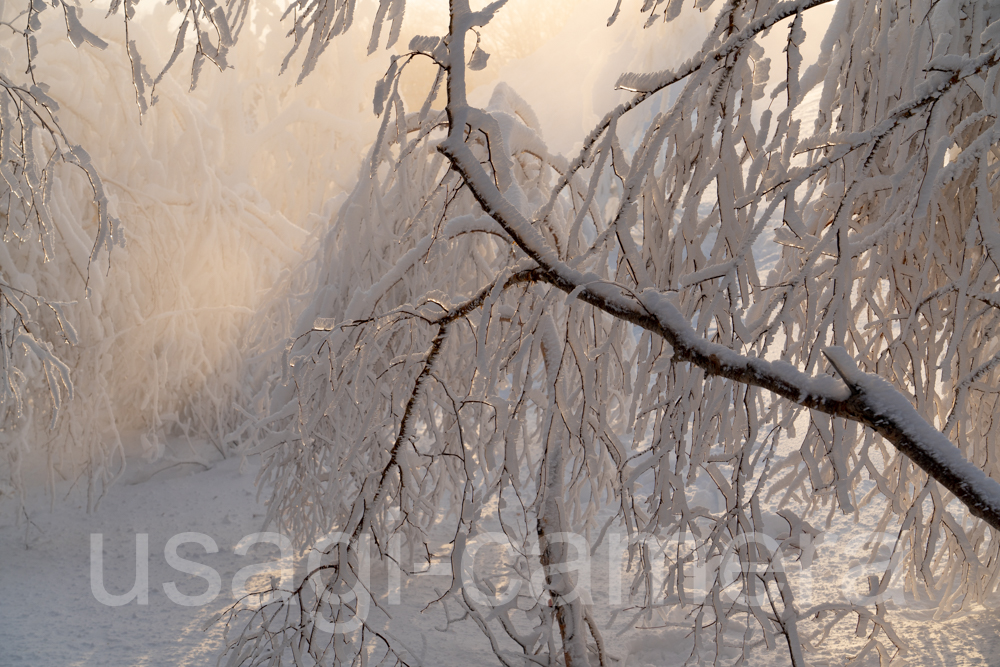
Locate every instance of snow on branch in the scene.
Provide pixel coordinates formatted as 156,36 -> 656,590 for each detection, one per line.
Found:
438,0 -> 1000,532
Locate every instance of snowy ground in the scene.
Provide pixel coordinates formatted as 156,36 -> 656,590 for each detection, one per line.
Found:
1,446 -> 265,667
4,439 -> 1000,666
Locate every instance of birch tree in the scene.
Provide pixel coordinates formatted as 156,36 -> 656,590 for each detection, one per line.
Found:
210,0 -> 1000,664
5,0 -> 1000,663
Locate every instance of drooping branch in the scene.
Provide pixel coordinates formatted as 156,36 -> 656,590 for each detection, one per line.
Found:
437,0 -> 1000,532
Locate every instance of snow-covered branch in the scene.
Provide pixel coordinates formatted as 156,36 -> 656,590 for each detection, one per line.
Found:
437,1 -> 1000,531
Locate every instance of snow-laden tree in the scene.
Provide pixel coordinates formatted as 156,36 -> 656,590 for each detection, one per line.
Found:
216,0 -> 1000,664
5,0 -> 1000,663
0,2 -> 381,509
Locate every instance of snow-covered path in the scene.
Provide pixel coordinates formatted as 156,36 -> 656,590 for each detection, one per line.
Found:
0,454 -> 265,667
